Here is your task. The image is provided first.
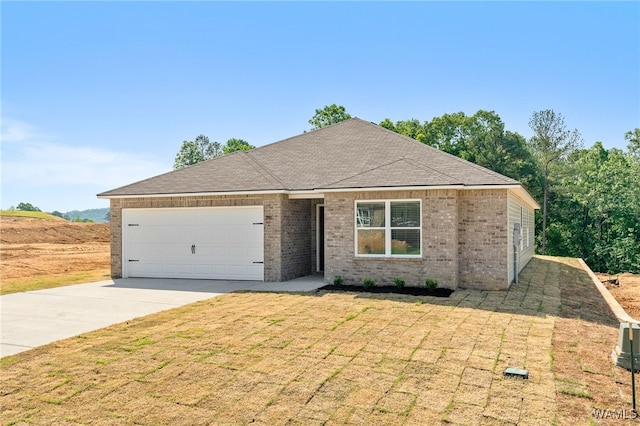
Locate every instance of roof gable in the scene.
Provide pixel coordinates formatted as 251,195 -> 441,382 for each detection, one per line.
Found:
98,117 -> 521,197
323,158 -> 460,189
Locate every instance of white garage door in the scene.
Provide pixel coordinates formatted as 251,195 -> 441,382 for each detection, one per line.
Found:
122,207 -> 264,280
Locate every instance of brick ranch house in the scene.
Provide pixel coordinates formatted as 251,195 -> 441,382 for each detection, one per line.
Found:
98,118 -> 539,291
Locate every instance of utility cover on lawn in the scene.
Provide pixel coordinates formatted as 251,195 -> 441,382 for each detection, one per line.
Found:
504,367 -> 529,379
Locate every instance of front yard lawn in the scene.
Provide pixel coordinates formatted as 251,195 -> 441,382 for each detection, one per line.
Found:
0,257 -> 631,425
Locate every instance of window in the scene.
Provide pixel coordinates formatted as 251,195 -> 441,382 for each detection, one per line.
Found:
356,200 -> 421,257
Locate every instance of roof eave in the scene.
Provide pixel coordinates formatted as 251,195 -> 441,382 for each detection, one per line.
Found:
97,189 -> 288,199
98,184 -> 540,210
317,184 -> 540,209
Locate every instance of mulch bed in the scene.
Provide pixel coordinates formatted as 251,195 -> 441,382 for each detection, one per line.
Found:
317,284 -> 454,297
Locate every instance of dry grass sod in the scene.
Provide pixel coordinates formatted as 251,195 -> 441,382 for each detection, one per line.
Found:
0,256 -> 633,425
0,269 -> 111,295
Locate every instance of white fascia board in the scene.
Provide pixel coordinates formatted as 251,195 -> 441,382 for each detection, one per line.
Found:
319,185 -> 465,193
98,185 -> 540,209
508,186 -> 541,210
97,190 -> 287,199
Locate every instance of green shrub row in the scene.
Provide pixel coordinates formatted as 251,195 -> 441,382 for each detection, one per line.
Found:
333,276 -> 439,289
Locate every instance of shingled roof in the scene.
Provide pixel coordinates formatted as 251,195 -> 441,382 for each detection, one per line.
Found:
98,118 -> 522,198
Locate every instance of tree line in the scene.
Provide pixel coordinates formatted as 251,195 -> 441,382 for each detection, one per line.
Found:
5,203 -> 102,222
174,104 -> 640,274
378,109 -> 639,274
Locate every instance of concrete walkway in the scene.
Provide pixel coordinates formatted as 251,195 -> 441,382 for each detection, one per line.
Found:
0,275 -> 325,357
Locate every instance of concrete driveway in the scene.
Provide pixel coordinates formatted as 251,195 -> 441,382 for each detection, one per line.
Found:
0,276 -> 324,358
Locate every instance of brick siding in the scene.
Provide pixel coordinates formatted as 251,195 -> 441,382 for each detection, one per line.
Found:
109,188 -> 516,290
324,189 -> 511,290
324,190 -> 459,289
457,189 -> 509,290
109,194 -> 313,282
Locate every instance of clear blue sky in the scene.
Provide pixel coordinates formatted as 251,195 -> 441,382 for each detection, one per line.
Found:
2,1 -> 639,212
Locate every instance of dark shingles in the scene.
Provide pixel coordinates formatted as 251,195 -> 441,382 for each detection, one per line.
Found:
98,118 -> 520,197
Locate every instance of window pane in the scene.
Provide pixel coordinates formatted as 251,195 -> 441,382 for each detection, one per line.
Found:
391,229 -> 420,255
357,229 -> 386,254
390,201 -> 420,227
356,202 -> 385,227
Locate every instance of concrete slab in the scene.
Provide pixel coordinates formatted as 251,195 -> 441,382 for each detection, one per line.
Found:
0,276 -> 324,358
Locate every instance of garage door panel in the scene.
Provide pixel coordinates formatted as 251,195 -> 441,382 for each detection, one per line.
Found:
123,207 -> 264,280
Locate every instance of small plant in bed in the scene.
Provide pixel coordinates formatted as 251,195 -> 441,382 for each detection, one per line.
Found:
362,278 -> 376,288
318,277 -> 453,297
333,276 -> 344,286
424,278 -> 438,291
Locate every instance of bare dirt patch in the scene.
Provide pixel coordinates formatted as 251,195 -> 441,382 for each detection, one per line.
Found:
596,272 -> 640,320
0,216 -> 109,244
0,217 -> 110,293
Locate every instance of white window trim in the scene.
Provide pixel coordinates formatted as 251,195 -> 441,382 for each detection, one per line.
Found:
354,199 -> 422,258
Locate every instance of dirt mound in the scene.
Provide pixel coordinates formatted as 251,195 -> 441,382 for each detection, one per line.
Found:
597,272 -> 640,320
0,216 -> 109,244
1,217 -> 111,283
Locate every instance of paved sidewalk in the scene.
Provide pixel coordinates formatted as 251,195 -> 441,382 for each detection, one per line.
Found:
0,276 -> 324,357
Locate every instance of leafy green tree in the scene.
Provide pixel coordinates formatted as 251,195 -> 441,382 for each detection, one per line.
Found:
174,135 -> 222,169
50,210 -> 65,219
558,141 -> 640,272
528,109 -> 582,255
16,202 -> 41,212
382,110 -> 539,193
72,216 -> 94,223
223,138 -> 254,154
174,135 -> 253,169
423,112 -> 469,157
625,128 -> 640,159
309,104 -> 352,130
379,118 -> 426,142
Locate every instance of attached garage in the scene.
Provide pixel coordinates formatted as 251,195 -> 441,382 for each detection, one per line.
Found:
100,118 -> 539,289
122,206 -> 264,280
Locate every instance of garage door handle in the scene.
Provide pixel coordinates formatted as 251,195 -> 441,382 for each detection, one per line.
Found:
253,261 -> 264,264
128,259 -> 140,262
191,244 -> 196,254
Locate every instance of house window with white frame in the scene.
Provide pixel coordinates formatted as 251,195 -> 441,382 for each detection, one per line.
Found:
355,200 -> 421,257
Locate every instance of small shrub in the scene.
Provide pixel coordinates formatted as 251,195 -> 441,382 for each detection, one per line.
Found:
393,278 -> 405,288
424,278 -> 438,291
333,276 -> 344,286
363,278 -> 376,288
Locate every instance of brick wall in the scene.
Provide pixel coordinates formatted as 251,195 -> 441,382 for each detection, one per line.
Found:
458,189 -> 509,290
109,188 -> 514,289
280,198 -> 313,280
324,190 -> 459,289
